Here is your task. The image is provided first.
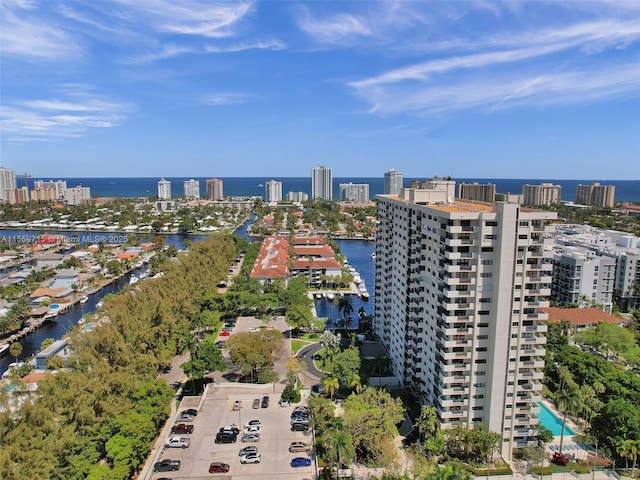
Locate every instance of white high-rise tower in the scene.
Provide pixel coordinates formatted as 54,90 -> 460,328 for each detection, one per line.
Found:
312,166 -> 332,200
374,182 -> 556,460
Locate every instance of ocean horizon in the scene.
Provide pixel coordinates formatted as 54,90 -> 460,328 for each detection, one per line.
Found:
27,177 -> 640,203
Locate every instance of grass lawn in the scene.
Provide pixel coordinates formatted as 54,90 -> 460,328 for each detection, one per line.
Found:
291,339 -> 313,355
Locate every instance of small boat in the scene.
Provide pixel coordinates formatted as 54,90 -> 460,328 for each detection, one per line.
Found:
96,301 -> 104,309
129,275 -> 139,285
371,253 -> 376,259
327,293 -> 334,300
78,317 -> 86,325
0,343 -> 9,356
314,293 -> 322,299
79,297 -> 88,304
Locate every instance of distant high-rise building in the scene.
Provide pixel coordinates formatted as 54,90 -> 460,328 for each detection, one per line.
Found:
575,182 -> 615,207
65,186 -> 91,205
522,183 -> 561,206
33,180 -> 67,200
384,168 -> 403,195
31,187 -> 57,202
286,191 -> 308,202
339,183 -> 369,202
206,178 -> 223,200
458,182 -> 496,203
551,246 -> 616,312
375,183 -> 557,460
265,180 -> 282,203
0,167 -> 17,203
312,166 -> 332,200
158,178 -> 171,200
183,179 -> 200,200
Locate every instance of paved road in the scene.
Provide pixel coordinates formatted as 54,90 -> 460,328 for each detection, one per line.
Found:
297,343 -> 323,380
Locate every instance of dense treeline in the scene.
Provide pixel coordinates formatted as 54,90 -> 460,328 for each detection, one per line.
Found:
0,234 -> 238,479
544,323 -> 640,462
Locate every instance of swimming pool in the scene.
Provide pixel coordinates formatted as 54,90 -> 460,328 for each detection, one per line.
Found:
537,402 -> 575,436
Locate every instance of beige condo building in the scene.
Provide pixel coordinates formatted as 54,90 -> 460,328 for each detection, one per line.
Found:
374,182 -> 556,459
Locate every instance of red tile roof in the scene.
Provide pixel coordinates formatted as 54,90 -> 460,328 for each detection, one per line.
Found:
292,236 -> 326,245
250,236 -> 290,279
541,307 -> 625,327
293,244 -> 335,257
292,257 -> 342,270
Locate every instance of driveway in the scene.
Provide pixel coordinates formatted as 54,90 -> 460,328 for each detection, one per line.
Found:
297,343 -> 323,382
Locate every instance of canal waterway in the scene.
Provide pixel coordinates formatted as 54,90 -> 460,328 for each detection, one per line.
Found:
0,218 -> 375,375
0,229 -> 208,375
314,239 -> 375,329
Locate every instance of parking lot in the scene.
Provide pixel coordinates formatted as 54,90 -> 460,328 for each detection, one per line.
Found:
151,385 -> 316,479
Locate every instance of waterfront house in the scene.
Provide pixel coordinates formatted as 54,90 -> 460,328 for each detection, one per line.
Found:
36,252 -> 65,269
35,339 -> 69,369
49,269 -> 81,290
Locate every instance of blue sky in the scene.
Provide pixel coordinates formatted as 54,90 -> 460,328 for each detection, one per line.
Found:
1,0 -> 639,179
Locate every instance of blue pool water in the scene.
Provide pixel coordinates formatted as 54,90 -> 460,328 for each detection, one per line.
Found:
537,402 -> 575,436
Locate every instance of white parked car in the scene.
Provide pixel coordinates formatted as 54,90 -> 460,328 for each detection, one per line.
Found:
240,453 -> 261,464
244,424 -> 262,434
164,436 -> 190,448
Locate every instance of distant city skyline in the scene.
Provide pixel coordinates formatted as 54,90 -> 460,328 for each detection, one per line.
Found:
1,1 -> 639,179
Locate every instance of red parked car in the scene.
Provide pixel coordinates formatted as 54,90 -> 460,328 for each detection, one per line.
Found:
209,462 -> 230,473
170,423 -> 194,434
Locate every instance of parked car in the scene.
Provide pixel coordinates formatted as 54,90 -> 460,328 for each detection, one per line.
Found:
291,411 -> 310,420
215,432 -> 237,444
289,442 -> 312,453
253,398 -> 260,409
181,408 -> 198,417
291,418 -> 309,427
240,453 -> 261,464
291,457 -> 312,467
164,436 -> 190,448
244,425 -> 262,434
238,446 -> 259,456
220,425 -> 240,435
233,400 -> 242,410
245,420 -> 262,428
293,406 -> 310,413
177,413 -> 195,422
280,399 -> 290,407
241,433 -> 260,443
153,459 -> 181,472
219,331 -> 230,337
291,422 -> 309,432
248,327 -> 259,333
170,423 -> 194,435
311,384 -> 326,394
209,462 -> 230,473
261,396 -> 270,408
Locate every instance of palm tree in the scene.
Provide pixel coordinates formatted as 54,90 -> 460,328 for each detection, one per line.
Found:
554,385 -> 582,455
335,296 -> 353,333
322,376 -> 339,401
349,373 -> 362,394
416,405 -> 440,441
619,439 -> 640,477
323,422 -> 354,480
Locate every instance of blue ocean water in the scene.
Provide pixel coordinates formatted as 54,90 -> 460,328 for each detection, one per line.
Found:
27,177 -> 640,202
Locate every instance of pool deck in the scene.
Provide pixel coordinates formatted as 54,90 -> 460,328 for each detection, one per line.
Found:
540,398 -> 596,462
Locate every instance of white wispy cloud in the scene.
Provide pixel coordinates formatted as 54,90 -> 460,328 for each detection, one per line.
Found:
0,0 -> 83,61
129,39 -> 285,64
297,7 -> 373,45
201,93 -> 250,106
1,92 -> 132,141
347,12 -> 640,116
108,0 -> 254,38
352,63 -> 640,116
